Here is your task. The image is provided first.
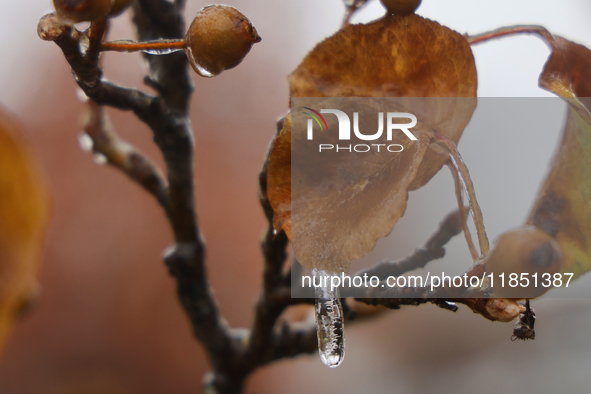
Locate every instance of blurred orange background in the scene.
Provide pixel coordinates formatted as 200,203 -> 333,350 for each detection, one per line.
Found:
1,1 -> 591,393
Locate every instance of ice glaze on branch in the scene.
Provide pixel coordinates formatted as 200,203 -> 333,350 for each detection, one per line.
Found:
83,101 -> 168,207
355,209 -> 464,281
38,0 -> 234,386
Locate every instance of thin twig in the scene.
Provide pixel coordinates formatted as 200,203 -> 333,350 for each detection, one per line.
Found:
355,284 -> 524,323
354,209 -> 464,281
38,1 -> 233,384
244,119 -> 318,382
83,101 -> 169,207
448,162 -> 479,262
342,0 -> 370,27
466,25 -> 553,46
352,207 -> 524,323
131,0 -> 234,372
100,38 -> 187,53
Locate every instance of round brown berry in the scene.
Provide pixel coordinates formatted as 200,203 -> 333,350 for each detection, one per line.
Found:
184,5 -> 262,77
380,0 -> 422,16
53,0 -> 114,23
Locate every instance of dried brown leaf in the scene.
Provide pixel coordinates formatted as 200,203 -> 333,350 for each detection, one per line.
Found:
267,115 -> 292,240
529,34 -> 591,280
467,30 -> 591,299
290,14 -> 477,189
268,15 -> 477,272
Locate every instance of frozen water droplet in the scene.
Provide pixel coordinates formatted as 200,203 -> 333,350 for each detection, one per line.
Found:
92,153 -> 107,165
185,47 -> 217,78
76,88 -> 89,103
78,36 -> 89,56
192,62 -> 215,78
78,133 -> 93,152
76,22 -> 91,31
312,268 -> 345,368
141,47 -> 184,55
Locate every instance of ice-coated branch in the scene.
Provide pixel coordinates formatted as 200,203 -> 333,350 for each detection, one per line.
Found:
38,0 -> 234,381
83,101 -> 168,206
352,208 -> 527,323
39,3 -> 321,392
124,0 -> 236,371
130,0 -> 192,112
354,209 -> 464,281
355,282 -> 526,323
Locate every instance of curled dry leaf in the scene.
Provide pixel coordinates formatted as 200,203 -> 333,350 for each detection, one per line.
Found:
267,14 -> 477,272
0,105 -> 50,354
267,115 -> 292,240
289,14 -> 477,100
468,30 -> 591,299
529,34 -> 591,281
479,225 -> 564,299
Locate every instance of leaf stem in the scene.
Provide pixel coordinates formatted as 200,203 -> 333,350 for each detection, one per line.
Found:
466,25 -> 553,46
341,0 -> 369,28
447,162 -> 480,262
432,133 -> 490,259
100,38 -> 187,53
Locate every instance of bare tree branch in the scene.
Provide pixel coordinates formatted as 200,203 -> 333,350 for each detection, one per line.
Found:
83,100 -> 168,206
355,281 -> 527,323
38,0 -> 234,378
354,209 -> 464,281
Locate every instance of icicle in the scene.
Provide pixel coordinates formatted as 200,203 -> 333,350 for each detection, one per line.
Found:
312,268 -> 345,368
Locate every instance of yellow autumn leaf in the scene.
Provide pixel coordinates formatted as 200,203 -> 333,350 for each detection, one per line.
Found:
0,104 -> 50,354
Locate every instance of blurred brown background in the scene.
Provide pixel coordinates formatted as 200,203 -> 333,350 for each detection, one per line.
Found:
1,0 -> 591,393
